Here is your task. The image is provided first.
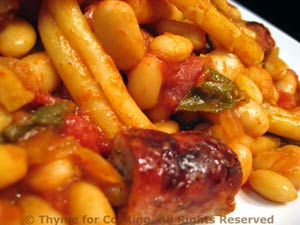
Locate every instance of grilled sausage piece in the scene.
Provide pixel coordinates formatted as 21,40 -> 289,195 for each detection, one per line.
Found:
110,128 -> 242,225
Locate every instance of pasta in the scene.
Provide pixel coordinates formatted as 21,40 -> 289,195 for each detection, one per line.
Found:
43,0 -> 154,130
0,0 -> 300,224
38,7 -> 123,138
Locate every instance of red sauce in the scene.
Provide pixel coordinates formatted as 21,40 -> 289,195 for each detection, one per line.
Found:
33,91 -> 58,106
59,113 -> 111,157
277,69 -> 298,109
40,182 -> 75,215
158,56 -> 204,114
277,90 -> 296,110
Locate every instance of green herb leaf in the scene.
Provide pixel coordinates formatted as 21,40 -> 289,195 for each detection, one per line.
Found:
2,101 -> 70,142
31,102 -> 69,126
176,68 -> 247,113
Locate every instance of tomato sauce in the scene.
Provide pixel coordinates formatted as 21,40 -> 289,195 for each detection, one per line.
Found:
59,113 -> 111,157
277,90 -> 297,110
158,56 -> 204,114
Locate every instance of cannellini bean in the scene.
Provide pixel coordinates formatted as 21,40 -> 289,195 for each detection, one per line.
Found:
253,151 -> 285,170
230,134 -> 254,149
264,47 -> 288,80
0,144 -> 28,189
17,195 -> 68,225
246,65 -> 279,105
25,158 -> 81,192
249,169 -> 298,203
146,105 -> 171,122
228,143 -> 252,185
234,74 -> 263,104
250,135 -> 281,156
74,146 -> 125,207
0,64 -> 34,112
127,54 -> 163,109
263,103 -> 300,140
154,120 -> 180,134
276,145 -> 300,155
18,128 -> 77,166
203,50 -> 245,81
149,33 -> 193,62
235,99 -> 269,138
0,200 -> 23,225
208,124 -> 231,144
93,0 -> 146,71
68,181 -> 116,225
155,19 -> 206,50
272,155 -> 300,189
16,52 -> 60,92
275,69 -> 298,95
0,18 -> 36,58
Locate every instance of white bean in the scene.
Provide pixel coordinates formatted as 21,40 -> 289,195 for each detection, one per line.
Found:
149,33 -> 193,62
249,169 -> 297,203
17,195 -> 68,225
17,52 -> 60,92
250,135 -> 281,156
229,143 -> 252,185
275,70 -> 297,95
155,19 -> 206,50
154,120 -> 180,134
93,0 -> 146,71
0,18 -> 36,58
127,54 -> 163,109
203,50 -> 245,81
0,144 -> 28,189
68,181 -> 116,225
25,159 -> 81,192
0,64 -> 34,112
235,99 -> 269,137
234,74 -> 263,104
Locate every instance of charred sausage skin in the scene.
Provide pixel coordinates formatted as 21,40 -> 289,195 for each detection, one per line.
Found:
110,128 -> 242,225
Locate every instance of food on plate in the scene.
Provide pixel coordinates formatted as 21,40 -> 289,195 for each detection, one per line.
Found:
1,0 -> 300,224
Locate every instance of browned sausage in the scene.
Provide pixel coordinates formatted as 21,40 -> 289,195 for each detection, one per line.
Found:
110,128 -> 242,225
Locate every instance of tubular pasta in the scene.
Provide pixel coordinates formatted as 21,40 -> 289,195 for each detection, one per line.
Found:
44,0 -> 154,130
38,7 -> 123,138
169,0 -> 264,66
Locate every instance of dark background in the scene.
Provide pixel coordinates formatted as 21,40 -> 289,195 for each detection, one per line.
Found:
234,0 -> 300,42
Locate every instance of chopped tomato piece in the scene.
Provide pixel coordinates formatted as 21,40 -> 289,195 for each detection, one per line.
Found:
59,113 -> 111,156
159,56 -> 205,112
277,90 -> 296,110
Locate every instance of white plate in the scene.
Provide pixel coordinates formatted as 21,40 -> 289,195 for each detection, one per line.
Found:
200,2 -> 300,225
